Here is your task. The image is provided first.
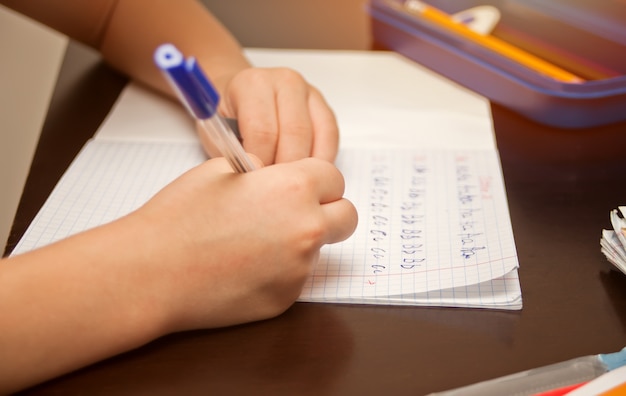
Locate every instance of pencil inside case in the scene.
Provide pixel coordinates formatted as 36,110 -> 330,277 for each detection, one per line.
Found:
368,0 -> 626,128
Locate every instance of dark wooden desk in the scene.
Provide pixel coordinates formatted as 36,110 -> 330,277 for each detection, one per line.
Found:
9,42 -> 626,396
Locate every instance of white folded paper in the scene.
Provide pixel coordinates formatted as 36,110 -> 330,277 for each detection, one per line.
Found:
601,206 -> 626,275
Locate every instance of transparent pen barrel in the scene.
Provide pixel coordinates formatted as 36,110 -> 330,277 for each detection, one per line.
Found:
199,116 -> 256,173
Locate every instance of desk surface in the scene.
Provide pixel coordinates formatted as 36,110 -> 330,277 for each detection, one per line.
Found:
8,42 -> 626,396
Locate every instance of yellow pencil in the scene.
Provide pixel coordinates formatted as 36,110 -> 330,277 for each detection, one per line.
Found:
397,0 -> 585,83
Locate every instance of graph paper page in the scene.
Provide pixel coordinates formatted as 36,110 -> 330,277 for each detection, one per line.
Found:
13,141 -> 520,309
300,148 -> 520,308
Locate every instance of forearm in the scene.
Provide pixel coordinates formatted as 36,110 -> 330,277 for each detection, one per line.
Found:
0,213 -> 171,393
0,0 -> 251,96
100,0 -> 251,96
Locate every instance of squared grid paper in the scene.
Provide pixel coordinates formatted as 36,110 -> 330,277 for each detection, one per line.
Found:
300,148 -> 521,310
12,140 -> 206,253
12,141 -> 521,309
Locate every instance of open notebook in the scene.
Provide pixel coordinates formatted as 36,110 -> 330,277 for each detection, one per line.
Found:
12,50 -> 522,310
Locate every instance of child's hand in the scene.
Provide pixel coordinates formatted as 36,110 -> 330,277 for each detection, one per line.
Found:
133,155 -> 357,331
204,67 -> 338,165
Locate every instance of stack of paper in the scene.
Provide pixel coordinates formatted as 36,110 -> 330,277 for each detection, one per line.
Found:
601,206 -> 626,275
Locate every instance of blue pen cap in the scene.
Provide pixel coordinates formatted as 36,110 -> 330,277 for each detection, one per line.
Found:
154,43 -> 219,119
599,346 -> 626,371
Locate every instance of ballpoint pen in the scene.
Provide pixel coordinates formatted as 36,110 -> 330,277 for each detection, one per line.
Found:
154,43 -> 256,173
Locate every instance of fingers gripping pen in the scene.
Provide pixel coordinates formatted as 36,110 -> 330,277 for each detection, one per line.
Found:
154,43 -> 256,173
